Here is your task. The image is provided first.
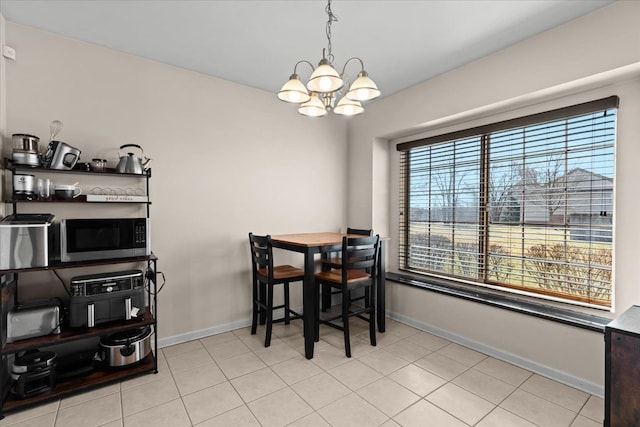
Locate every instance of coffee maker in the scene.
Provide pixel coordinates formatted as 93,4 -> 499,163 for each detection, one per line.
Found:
12,174 -> 36,200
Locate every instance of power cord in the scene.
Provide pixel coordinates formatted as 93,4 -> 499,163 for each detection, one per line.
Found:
145,270 -> 166,295
52,269 -> 72,296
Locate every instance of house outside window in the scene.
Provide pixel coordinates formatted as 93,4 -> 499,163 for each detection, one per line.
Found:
398,97 -> 617,309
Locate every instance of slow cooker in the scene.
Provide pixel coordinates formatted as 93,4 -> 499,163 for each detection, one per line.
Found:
99,326 -> 152,368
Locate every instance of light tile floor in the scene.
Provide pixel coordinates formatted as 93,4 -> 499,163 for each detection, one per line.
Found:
0,318 -> 604,427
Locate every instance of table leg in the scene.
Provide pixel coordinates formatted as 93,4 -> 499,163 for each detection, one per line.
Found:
303,250 -> 316,359
377,240 -> 386,333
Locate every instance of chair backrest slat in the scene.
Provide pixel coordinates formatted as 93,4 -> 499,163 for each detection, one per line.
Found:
249,233 -> 274,279
341,235 -> 379,282
346,227 -> 373,237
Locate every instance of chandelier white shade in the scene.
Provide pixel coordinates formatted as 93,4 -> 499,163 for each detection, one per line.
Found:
346,71 -> 381,101
307,59 -> 344,93
333,97 -> 364,116
277,0 -> 380,117
298,93 -> 328,117
277,74 -> 311,103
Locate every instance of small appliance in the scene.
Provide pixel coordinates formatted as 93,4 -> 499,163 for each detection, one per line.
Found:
43,140 -> 81,170
6,299 -> 62,343
55,350 -> 97,380
12,174 -> 36,200
58,218 -> 150,263
11,350 -> 56,399
68,270 -> 146,328
0,214 -> 55,270
98,326 -> 152,368
11,134 -> 41,167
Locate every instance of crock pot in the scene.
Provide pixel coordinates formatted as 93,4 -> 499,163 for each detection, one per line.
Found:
99,326 -> 152,368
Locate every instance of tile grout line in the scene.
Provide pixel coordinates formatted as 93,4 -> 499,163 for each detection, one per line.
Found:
8,318 -> 602,427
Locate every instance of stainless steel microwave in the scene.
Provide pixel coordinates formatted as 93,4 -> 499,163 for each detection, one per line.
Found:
59,218 -> 150,262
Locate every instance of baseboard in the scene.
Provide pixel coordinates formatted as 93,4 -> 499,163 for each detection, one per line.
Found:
157,318 -> 252,349
156,305 -> 303,349
387,310 -> 605,398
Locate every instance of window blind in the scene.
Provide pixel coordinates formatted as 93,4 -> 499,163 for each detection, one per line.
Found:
399,96 -> 618,308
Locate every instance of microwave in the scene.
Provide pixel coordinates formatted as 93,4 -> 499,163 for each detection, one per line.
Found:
59,218 -> 150,262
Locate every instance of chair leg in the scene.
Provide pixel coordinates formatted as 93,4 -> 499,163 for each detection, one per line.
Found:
364,288 -> 370,308
369,285 -> 376,347
259,282 -> 267,325
314,280 -> 321,342
251,280 -> 258,335
342,287 -> 351,358
284,282 -> 291,324
265,285 -> 274,347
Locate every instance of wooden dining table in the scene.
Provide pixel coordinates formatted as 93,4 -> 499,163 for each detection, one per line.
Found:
270,232 -> 386,360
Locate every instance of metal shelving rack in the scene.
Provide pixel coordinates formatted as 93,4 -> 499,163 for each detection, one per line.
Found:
0,159 -> 158,418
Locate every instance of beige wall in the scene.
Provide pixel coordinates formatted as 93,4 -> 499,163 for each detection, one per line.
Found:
3,23 -> 348,343
348,0 -> 640,394
0,14 -> 7,219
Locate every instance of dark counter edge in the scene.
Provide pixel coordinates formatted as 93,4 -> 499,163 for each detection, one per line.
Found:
386,272 -> 611,333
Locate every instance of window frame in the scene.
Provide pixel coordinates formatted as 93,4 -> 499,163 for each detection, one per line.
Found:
397,96 -> 619,309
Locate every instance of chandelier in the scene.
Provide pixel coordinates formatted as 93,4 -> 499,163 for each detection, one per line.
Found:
277,0 -> 381,117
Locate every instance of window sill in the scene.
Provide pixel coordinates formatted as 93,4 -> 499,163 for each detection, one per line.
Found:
386,272 -> 611,333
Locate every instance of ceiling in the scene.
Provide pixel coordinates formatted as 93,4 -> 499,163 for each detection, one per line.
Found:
1,0 -> 613,99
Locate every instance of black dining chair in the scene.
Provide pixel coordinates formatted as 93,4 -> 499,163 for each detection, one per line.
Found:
314,235 -> 380,357
249,233 -> 304,347
321,227 -> 373,312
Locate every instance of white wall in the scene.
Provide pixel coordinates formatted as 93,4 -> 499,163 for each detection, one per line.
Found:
348,0 -> 640,394
3,23 -> 349,343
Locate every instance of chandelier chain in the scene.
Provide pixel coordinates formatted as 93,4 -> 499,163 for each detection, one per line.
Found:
325,0 -> 338,63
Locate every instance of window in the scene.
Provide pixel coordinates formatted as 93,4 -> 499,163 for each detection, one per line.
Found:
398,97 -> 618,308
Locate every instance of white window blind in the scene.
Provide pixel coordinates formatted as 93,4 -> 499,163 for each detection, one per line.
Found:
398,97 -> 617,308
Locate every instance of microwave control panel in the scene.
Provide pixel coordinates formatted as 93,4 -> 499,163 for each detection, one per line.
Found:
135,221 -> 146,245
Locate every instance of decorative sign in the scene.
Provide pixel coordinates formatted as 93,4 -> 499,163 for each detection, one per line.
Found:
86,195 -> 148,203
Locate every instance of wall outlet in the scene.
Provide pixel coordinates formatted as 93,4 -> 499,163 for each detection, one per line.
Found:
2,45 -> 16,61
